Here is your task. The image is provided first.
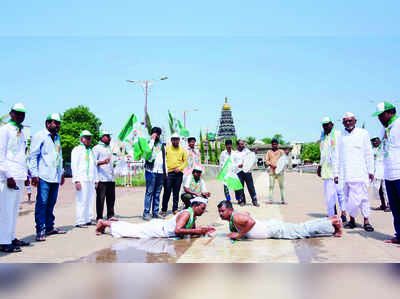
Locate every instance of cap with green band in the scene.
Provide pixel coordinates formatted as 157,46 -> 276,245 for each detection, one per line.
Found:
100,130 -> 112,138
321,116 -> 333,124
11,103 -> 26,113
46,113 -> 62,122
372,101 -> 395,117
80,130 -> 93,138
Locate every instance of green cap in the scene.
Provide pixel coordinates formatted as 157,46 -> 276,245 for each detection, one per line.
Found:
372,102 -> 395,117
11,103 -> 26,113
100,130 -> 112,138
321,116 -> 333,124
80,130 -> 93,138
46,113 -> 62,122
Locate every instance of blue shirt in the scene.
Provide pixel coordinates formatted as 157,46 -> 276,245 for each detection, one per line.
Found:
29,129 -> 63,183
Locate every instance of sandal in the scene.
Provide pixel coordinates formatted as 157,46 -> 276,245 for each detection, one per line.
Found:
0,244 -> 21,253
344,222 -> 356,229
46,229 -> 66,236
364,223 -> 374,232
36,232 -> 46,242
384,237 -> 400,244
12,238 -> 30,246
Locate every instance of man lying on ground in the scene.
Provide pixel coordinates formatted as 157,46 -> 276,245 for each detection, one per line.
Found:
96,198 -> 215,238
217,200 -> 342,240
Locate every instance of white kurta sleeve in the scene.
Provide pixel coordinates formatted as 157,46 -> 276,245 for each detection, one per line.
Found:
71,147 -> 80,182
0,127 -> 10,178
363,131 -> 374,175
332,131 -> 341,177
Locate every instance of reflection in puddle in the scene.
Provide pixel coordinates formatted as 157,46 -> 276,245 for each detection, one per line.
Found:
293,238 -> 327,263
77,238 -> 196,263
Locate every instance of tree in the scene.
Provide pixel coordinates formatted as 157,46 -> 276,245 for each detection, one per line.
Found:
219,140 -> 225,157
246,136 -> 256,145
299,142 -> 320,163
214,141 -> 219,164
261,137 -> 272,144
231,137 -> 238,150
199,130 -> 205,164
207,136 -> 214,164
59,105 -> 102,163
0,113 -> 8,126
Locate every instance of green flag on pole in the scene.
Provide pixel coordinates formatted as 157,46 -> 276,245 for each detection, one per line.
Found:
217,157 -> 243,191
177,119 -> 190,137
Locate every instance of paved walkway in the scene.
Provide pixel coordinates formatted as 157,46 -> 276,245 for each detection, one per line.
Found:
1,172 -> 399,263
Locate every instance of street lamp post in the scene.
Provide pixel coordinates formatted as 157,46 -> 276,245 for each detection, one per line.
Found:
172,108 -> 199,128
126,75 -> 168,128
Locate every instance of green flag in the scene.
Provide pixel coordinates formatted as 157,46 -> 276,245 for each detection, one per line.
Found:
217,157 -> 243,191
118,114 -> 137,142
168,110 -> 178,134
177,119 -> 189,137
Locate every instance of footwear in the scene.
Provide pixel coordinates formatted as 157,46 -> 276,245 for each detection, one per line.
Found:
142,214 -> 152,221
0,244 -> 21,253
173,211 -> 178,215
152,214 -> 160,219
363,223 -> 374,232
107,216 -> 118,221
46,229 -> 66,236
12,238 -> 30,246
344,222 -> 356,229
36,232 -> 46,242
160,211 -> 167,218
281,201 -> 287,205
75,224 -> 88,228
340,215 -> 347,223
86,221 -> 96,226
384,237 -> 400,244
239,201 -> 245,207
252,201 -> 260,207
384,207 -> 391,212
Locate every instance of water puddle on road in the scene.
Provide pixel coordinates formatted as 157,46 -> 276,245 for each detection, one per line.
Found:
75,238 -> 196,263
293,238 -> 328,263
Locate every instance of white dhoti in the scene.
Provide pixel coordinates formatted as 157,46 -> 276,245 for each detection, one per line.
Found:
245,218 -> 335,239
323,179 -> 345,216
0,180 -> 24,244
75,181 -> 95,225
344,182 -> 370,218
372,178 -> 388,204
110,220 -> 174,239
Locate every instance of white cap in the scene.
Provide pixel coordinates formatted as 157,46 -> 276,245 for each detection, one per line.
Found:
100,130 -> 112,138
190,197 -> 208,205
321,116 -> 333,124
193,165 -> 203,172
80,130 -> 93,138
11,103 -> 26,113
170,133 -> 180,139
342,112 -> 355,119
46,113 -> 62,122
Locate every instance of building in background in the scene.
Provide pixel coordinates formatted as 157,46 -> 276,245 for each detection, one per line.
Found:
217,97 -> 237,140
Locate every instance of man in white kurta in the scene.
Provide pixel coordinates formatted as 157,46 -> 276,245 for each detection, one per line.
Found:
338,112 -> 374,231
317,117 -> 347,221
370,136 -> 389,211
0,103 -> 29,252
71,130 -> 98,227
219,139 -> 241,202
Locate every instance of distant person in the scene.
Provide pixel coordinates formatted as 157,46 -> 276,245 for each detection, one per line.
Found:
235,140 -> 259,207
181,166 -> 210,209
219,139 -> 241,202
217,200 -> 342,240
161,133 -> 188,216
370,136 -> 389,212
317,117 -> 347,222
338,112 -> 374,232
373,102 -> 400,245
96,198 -> 215,238
265,139 -> 286,204
71,130 -> 98,228
93,130 -> 117,222
142,127 -> 166,221
30,113 -> 66,242
184,136 -> 202,177
0,103 -> 30,253
25,147 -> 32,202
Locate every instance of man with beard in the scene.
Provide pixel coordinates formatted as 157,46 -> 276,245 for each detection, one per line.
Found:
30,113 -> 66,241
373,102 -> 400,245
338,112 -> 374,232
184,136 -> 202,177
93,130 -> 117,222
317,117 -> 347,222
0,103 -> 30,252
96,198 -> 215,238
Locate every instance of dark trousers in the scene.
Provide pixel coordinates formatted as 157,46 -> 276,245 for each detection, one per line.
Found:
385,179 -> 400,238
162,172 -> 183,212
181,193 -> 195,209
35,179 -> 60,234
96,181 -> 116,220
235,171 -> 257,204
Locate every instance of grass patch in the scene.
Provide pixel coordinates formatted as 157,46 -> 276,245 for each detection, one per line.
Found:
115,172 -> 146,187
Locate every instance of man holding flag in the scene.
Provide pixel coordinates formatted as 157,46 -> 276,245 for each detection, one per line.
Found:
219,139 -> 242,202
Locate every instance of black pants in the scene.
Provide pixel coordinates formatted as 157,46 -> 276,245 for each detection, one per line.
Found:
385,179 -> 400,238
96,181 -> 116,220
235,171 -> 257,204
181,193 -> 195,209
162,172 -> 183,212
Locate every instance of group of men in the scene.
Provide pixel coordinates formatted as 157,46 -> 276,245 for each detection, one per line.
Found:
318,102 -> 400,244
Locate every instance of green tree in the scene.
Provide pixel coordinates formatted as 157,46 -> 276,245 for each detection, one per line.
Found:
207,137 -> 214,164
199,130 -> 205,164
246,136 -> 256,145
219,140 -> 225,157
214,141 -> 219,164
59,105 -> 102,163
231,137 -> 238,150
0,113 -> 8,126
261,137 -> 272,144
299,142 -> 320,163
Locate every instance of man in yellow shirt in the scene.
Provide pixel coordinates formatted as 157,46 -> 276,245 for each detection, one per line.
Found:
161,133 -> 188,216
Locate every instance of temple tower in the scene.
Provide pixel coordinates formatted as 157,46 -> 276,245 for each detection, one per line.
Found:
217,97 -> 237,140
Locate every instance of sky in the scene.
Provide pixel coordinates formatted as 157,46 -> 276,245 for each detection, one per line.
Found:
1,1 -> 400,143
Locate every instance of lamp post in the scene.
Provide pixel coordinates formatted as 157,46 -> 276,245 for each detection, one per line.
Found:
172,108 -> 199,128
126,75 -> 168,128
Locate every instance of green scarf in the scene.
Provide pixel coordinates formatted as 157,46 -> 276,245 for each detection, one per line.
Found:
184,207 -> 196,229
8,120 -> 23,131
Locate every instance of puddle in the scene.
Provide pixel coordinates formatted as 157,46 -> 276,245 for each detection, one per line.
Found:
293,238 -> 328,263
75,238 -> 196,263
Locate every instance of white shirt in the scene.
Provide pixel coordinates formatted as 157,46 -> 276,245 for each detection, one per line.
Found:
71,145 -> 98,182
0,123 -> 27,180
339,128 -> 373,184
373,146 -> 384,180
320,130 -> 341,178
93,143 -> 115,182
147,140 -> 166,174
382,117 -> 400,181
183,175 -> 207,193
235,148 -> 256,173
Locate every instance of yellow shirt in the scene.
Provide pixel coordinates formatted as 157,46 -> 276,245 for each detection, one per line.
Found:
166,145 -> 188,173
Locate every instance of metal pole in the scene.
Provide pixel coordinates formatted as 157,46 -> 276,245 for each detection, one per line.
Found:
184,110 -> 187,128
144,80 -> 148,128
